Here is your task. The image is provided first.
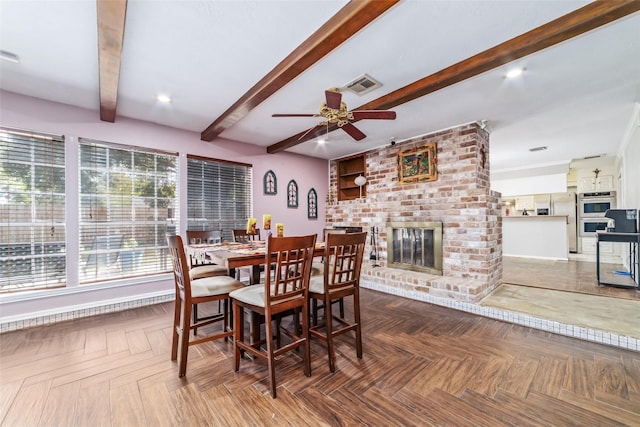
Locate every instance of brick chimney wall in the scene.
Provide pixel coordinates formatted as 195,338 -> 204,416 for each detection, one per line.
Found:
326,123 -> 502,303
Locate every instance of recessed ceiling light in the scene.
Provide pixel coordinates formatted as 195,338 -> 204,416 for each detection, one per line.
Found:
317,138 -> 326,145
505,68 -> 524,79
0,50 -> 20,64
156,94 -> 172,103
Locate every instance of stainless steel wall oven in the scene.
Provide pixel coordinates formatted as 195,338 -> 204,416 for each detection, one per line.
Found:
578,191 -> 616,237
579,191 -> 616,218
579,218 -> 609,236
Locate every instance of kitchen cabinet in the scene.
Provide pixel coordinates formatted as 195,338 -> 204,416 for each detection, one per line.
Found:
580,175 -> 613,192
581,236 -> 613,254
514,195 -> 534,211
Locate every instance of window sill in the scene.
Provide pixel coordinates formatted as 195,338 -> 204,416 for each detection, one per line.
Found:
0,273 -> 172,304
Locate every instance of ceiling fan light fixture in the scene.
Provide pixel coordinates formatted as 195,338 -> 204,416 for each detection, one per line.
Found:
274,88 -> 395,142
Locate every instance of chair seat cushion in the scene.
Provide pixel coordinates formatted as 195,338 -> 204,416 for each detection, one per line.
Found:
189,264 -> 229,280
309,274 -> 353,295
192,275 -> 244,298
230,284 -> 302,308
309,275 -> 326,294
230,284 -> 266,307
310,260 -> 324,277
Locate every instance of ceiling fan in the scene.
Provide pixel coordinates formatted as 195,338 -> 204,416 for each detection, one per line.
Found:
272,88 -> 396,141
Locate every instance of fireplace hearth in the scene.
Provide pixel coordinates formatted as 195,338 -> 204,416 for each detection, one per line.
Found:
386,222 -> 442,275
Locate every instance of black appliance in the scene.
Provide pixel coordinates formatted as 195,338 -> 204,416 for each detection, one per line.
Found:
604,209 -> 638,233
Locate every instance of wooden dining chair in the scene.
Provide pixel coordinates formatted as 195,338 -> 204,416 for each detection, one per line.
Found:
232,228 -> 260,243
185,230 -> 230,331
311,228 -> 347,276
311,228 -> 348,318
229,234 -> 317,398
232,228 -> 262,281
166,234 -> 244,377
309,231 -> 366,373
185,230 -> 228,280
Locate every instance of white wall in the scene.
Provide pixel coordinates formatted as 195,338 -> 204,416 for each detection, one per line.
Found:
0,90 -> 329,322
491,162 -> 569,196
619,104 -> 640,212
492,173 -> 568,197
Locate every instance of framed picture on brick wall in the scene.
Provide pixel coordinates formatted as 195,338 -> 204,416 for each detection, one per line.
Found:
397,142 -> 437,184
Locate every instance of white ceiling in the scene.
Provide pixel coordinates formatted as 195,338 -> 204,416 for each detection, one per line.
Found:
1,1 -> 639,174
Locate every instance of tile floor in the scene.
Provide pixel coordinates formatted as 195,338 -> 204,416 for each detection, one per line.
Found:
480,256 -> 640,350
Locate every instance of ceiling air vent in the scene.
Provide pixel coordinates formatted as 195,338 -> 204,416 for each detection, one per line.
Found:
344,73 -> 382,96
529,146 -> 548,152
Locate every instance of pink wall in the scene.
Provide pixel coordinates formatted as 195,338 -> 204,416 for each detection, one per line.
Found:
0,90 -> 328,321
0,90 -> 328,237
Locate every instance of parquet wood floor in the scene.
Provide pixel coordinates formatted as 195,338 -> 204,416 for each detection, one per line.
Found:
2,289 -> 639,426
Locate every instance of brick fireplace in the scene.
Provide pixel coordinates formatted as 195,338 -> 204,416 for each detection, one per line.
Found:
326,123 -> 502,303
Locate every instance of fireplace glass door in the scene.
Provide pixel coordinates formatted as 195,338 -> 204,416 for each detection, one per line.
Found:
387,222 -> 442,275
394,228 -> 435,268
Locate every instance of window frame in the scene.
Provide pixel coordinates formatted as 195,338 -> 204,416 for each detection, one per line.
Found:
78,138 -> 179,284
186,155 -> 252,242
0,127 -> 67,293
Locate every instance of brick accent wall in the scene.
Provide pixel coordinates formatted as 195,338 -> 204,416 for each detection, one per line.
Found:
327,123 -> 502,303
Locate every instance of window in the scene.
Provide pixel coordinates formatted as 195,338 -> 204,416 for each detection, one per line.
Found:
0,127 -> 66,292
79,139 -> 178,282
187,155 -> 252,242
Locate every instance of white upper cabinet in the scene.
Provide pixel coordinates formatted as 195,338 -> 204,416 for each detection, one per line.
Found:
514,195 -> 534,211
580,175 -> 613,192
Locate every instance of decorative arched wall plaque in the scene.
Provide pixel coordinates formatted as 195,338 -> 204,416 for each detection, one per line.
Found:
263,170 -> 277,194
287,179 -> 298,208
307,188 -> 317,219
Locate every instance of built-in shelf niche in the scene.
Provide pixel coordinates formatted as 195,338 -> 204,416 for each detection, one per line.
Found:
337,154 -> 366,201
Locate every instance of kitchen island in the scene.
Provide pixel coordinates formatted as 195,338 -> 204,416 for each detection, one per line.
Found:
503,215 -> 569,260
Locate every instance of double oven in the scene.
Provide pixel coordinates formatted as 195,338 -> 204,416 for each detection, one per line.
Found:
578,191 -> 616,236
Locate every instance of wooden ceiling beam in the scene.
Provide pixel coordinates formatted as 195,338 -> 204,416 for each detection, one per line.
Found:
200,0 -> 400,142
267,0 -> 640,154
97,0 -> 127,123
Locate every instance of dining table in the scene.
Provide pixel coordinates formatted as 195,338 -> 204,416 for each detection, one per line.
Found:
187,239 -> 325,345
187,240 -> 325,285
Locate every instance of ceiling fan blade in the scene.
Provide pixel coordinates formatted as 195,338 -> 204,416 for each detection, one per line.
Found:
272,113 -> 316,117
325,89 -> 342,110
341,123 -> 366,141
297,124 -> 327,141
351,110 -> 396,120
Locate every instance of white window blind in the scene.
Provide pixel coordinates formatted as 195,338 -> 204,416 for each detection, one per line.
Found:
79,139 -> 179,283
187,155 -> 252,241
0,127 -> 66,292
